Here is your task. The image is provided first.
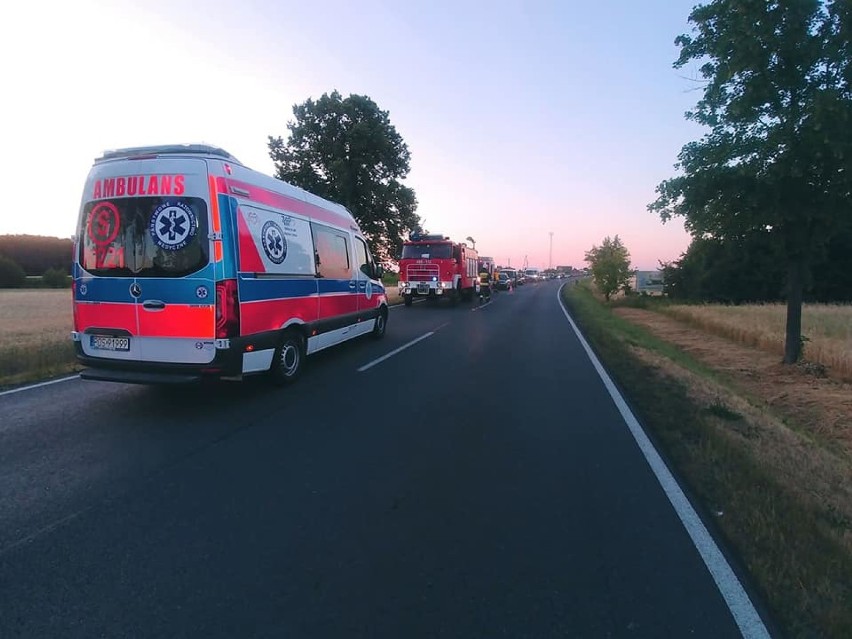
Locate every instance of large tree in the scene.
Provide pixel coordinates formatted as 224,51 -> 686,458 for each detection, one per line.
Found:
585,235 -> 633,301
268,91 -> 420,263
660,232 -> 787,303
649,0 -> 852,363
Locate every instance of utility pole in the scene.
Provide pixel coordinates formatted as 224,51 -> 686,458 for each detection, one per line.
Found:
549,232 -> 554,270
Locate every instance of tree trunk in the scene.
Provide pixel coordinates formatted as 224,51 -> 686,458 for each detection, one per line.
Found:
783,259 -> 804,364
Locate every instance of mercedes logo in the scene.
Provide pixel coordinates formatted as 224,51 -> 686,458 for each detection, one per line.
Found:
129,283 -> 142,298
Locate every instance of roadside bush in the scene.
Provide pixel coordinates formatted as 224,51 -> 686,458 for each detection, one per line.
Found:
0,255 -> 26,288
42,267 -> 71,288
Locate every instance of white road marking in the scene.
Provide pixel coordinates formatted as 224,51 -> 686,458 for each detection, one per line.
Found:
0,374 -> 80,398
357,325 -> 446,372
556,285 -> 771,639
389,298 -> 425,310
471,299 -> 493,311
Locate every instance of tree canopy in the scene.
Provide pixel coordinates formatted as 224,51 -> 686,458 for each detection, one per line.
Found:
0,235 -> 72,276
649,0 -> 852,363
661,225 -> 852,303
0,254 -> 26,288
584,235 -> 632,301
268,91 -> 420,264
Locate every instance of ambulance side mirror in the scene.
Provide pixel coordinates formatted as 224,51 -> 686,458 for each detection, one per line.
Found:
361,263 -> 383,280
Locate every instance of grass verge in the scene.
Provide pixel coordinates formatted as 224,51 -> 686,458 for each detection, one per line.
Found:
0,289 -> 78,387
562,283 -> 852,639
0,340 -> 80,388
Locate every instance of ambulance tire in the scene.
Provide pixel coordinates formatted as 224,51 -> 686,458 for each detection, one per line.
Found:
269,330 -> 305,386
372,307 -> 388,339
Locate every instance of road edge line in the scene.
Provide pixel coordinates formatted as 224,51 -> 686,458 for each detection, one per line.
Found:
556,284 -> 771,639
0,374 -> 80,398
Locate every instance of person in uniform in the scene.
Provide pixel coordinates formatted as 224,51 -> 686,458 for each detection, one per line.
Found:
478,265 -> 492,302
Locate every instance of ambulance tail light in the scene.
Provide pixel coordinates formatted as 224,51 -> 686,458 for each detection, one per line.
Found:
71,279 -> 79,330
216,279 -> 240,339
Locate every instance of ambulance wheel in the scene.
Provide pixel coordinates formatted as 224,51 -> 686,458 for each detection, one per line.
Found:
372,307 -> 388,339
404,294 -> 413,307
269,330 -> 305,385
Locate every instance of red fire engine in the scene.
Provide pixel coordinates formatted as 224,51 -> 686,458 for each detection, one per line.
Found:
397,233 -> 480,306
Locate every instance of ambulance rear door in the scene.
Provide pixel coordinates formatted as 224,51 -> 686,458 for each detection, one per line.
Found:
76,158 -> 216,365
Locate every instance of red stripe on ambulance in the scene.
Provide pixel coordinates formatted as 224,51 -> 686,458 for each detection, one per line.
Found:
236,207 -> 265,272
240,298 -> 320,335
138,305 -> 214,338
223,178 -> 355,231
74,302 -> 136,333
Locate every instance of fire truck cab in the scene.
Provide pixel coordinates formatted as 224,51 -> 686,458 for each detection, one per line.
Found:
397,233 -> 479,306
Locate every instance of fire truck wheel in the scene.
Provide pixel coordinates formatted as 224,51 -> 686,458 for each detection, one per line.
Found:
451,286 -> 460,306
404,294 -> 413,307
269,330 -> 305,386
372,308 -> 388,339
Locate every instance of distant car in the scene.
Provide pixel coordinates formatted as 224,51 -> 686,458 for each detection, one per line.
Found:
496,272 -> 511,290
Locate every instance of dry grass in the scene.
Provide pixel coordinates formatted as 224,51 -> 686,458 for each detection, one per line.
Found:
662,303 -> 852,379
0,290 -> 76,385
385,286 -> 402,306
0,289 -> 72,337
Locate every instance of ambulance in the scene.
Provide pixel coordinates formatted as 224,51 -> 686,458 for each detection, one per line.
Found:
71,144 -> 388,385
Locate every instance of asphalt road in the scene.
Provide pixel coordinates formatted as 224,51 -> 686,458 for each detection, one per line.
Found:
0,280 -> 766,638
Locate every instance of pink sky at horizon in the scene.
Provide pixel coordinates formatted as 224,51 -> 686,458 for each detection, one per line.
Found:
1,0 -> 702,272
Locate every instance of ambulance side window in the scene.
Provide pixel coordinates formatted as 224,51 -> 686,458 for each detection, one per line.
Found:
354,236 -> 373,278
312,223 -> 351,279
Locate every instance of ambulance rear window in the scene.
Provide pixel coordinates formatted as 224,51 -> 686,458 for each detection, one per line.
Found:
78,196 -> 209,277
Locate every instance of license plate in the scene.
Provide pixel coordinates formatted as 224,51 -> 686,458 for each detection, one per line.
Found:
417,284 -> 430,294
90,335 -> 130,351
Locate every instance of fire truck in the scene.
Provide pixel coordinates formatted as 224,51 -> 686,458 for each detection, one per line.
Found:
397,233 -> 480,306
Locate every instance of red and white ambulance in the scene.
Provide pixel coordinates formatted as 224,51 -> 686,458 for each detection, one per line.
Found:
71,144 -> 388,385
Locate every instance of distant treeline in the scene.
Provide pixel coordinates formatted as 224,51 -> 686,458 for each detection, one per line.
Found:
0,235 -> 73,276
661,227 -> 852,304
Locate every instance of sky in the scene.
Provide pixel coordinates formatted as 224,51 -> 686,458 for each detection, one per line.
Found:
0,0 -> 707,271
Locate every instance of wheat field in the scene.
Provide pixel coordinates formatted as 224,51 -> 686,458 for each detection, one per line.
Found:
0,290 -> 75,384
662,303 -> 852,378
